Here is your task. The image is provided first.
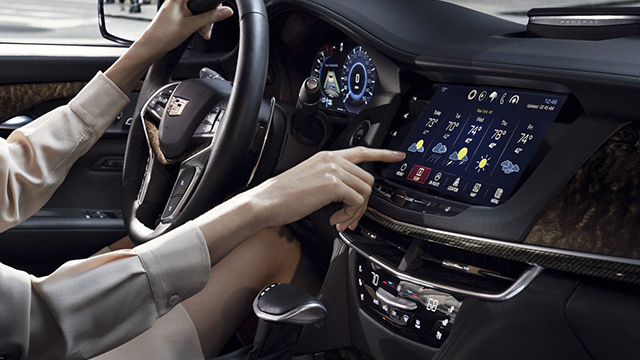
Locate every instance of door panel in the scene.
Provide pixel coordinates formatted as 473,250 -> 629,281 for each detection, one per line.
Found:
0,42 -> 222,275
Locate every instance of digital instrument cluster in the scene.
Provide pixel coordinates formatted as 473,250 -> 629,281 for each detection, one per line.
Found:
311,41 -> 378,114
386,84 -> 567,207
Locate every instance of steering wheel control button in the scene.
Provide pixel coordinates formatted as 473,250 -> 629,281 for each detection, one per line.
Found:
195,124 -> 213,134
168,294 -> 180,306
203,113 -> 215,124
154,104 -> 165,116
172,168 -> 196,197
203,103 -> 223,125
162,196 -> 183,219
350,120 -> 370,147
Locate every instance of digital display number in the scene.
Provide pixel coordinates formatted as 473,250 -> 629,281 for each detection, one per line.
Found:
426,297 -> 439,312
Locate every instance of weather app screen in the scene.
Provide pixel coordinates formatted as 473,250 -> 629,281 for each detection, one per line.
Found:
386,84 -> 567,206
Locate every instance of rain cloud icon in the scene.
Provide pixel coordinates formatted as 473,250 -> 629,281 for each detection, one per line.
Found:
501,160 -> 520,174
432,143 -> 447,154
448,147 -> 469,162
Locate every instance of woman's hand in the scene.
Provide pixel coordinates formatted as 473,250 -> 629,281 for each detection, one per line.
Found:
105,0 -> 233,95
140,0 -> 234,53
194,147 -> 404,264
248,147 -> 405,232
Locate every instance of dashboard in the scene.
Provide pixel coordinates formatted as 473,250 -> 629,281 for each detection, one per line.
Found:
264,2 -> 640,360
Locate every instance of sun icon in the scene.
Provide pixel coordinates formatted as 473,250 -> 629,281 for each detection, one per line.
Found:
475,155 -> 490,172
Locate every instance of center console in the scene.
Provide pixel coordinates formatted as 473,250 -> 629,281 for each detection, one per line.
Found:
327,73 -> 637,359
339,82 -> 583,351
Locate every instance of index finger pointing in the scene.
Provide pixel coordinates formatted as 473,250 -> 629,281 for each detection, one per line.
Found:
337,146 -> 405,165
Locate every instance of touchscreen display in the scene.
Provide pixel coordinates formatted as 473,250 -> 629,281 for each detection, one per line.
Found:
386,84 -> 567,207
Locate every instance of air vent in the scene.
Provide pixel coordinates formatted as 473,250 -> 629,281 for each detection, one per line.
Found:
407,237 -> 529,294
352,216 -> 533,296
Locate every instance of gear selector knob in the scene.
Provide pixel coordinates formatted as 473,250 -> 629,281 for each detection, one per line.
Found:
253,283 -> 326,325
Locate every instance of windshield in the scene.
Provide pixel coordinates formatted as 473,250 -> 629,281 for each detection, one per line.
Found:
442,0 -> 640,24
1,0 -> 638,46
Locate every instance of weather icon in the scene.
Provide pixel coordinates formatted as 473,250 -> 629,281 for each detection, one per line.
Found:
409,140 -> 425,153
501,160 -> 520,174
475,155 -> 490,172
447,147 -> 469,165
432,142 -> 447,154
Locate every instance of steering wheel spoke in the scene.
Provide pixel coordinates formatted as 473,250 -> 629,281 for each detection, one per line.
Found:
123,0 -> 270,243
160,146 -> 211,222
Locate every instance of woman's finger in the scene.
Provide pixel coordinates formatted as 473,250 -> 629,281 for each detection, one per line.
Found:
336,146 -> 405,165
329,185 -> 365,228
192,5 -> 233,29
335,156 -> 375,186
198,23 -> 214,40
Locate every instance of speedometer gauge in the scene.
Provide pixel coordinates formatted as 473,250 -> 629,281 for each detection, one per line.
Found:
310,42 -> 378,114
340,46 -> 376,114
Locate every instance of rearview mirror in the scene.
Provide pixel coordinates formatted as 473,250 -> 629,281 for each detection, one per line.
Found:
98,0 -> 157,46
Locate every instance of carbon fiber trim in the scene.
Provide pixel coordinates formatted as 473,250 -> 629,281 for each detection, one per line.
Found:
364,210 -> 640,285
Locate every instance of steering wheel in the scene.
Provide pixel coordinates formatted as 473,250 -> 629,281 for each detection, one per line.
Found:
122,0 -> 269,244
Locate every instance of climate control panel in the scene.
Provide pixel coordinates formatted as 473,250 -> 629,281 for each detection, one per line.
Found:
355,255 -> 463,347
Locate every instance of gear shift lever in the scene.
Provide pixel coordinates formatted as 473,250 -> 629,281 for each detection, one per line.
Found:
246,283 -> 326,360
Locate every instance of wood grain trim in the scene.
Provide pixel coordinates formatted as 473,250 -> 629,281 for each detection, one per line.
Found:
525,122 -> 640,259
0,82 -> 86,122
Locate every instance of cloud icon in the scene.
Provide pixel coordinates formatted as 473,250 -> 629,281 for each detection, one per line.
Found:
432,143 -> 447,154
448,150 -> 469,162
408,140 -> 425,153
501,160 -> 520,174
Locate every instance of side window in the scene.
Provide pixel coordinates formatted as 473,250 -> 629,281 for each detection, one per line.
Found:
0,0 -> 155,45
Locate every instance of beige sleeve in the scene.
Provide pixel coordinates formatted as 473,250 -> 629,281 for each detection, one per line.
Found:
0,221 -> 211,360
0,72 -> 130,232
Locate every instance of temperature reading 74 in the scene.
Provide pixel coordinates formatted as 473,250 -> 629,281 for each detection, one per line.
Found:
518,133 -> 533,144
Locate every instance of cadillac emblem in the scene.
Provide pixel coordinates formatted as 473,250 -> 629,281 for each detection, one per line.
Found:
168,97 -> 190,116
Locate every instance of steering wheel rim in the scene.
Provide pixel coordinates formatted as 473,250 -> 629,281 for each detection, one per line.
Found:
122,0 -> 270,244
